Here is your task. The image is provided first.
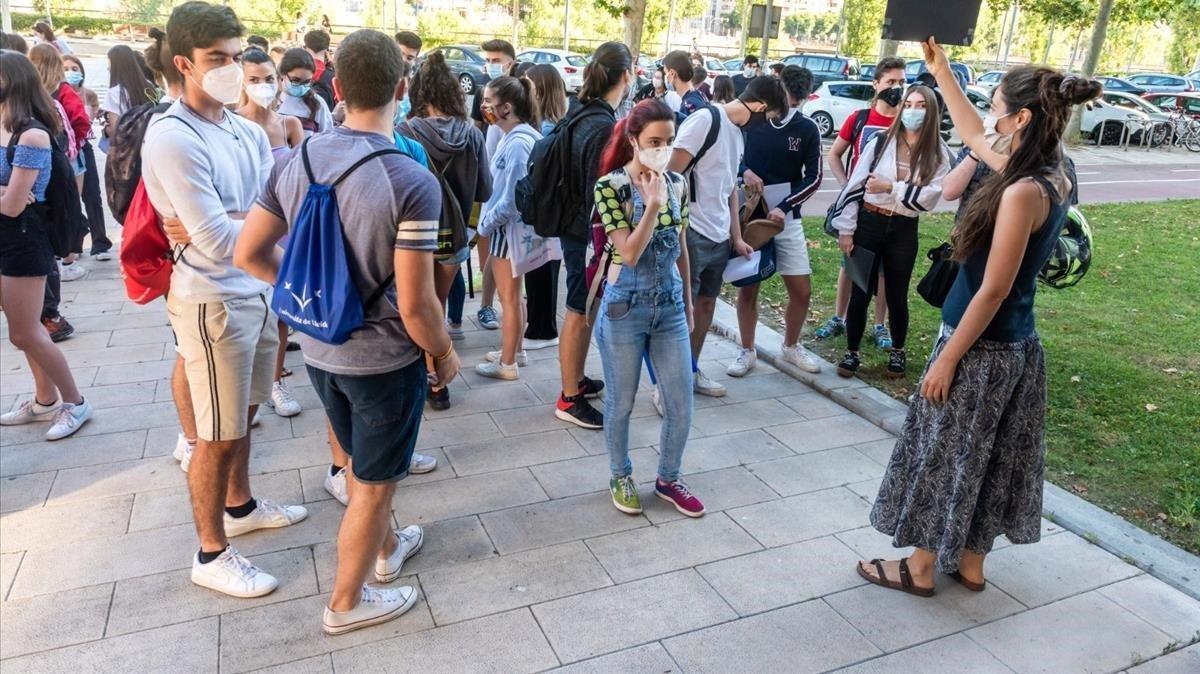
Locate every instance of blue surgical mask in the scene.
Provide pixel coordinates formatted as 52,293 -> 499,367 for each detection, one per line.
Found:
285,82 -> 312,98
64,71 -> 84,87
486,63 -> 504,78
901,108 -> 926,130
393,96 -> 411,126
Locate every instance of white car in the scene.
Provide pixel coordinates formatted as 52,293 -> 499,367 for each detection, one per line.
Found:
516,49 -> 589,91
943,86 -> 992,146
802,80 -> 874,137
1080,97 -> 1154,145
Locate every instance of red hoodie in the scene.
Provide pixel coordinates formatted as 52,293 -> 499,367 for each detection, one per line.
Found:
56,82 -> 91,151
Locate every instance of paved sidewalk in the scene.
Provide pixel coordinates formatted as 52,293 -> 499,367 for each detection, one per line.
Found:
2,257 -> 1198,673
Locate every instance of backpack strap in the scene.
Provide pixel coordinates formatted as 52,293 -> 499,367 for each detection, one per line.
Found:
331,147 -> 404,187
868,133 -> 887,173
685,105 -> 722,203
845,108 -> 871,172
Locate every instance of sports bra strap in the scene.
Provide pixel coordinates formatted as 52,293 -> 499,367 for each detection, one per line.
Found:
332,148 -> 404,187
1030,174 -> 1063,205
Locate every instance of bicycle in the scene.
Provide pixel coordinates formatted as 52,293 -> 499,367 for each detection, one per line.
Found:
1166,108 -> 1200,152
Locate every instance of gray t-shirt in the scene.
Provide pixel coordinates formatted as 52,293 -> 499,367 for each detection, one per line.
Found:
258,127 -> 440,376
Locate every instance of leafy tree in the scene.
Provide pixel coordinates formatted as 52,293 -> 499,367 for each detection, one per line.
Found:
841,0 -> 885,58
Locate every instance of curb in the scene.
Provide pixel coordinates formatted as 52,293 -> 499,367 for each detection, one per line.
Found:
710,298 -> 1200,601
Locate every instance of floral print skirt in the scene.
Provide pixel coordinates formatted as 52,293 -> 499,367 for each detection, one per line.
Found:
870,325 -> 1047,573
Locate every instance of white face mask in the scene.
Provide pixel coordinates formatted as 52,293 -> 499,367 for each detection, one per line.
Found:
486,63 -> 504,78
190,60 -> 244,105
983,112 -> 1015,153
743,68 -> 756,79
245,82 -> 277,109
637,144 -> 672,174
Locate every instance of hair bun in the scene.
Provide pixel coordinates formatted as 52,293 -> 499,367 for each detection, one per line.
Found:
1060,75 -> 1102,106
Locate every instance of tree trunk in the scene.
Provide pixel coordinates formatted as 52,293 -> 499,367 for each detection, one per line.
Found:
879,39 -> 898,58
624,0 -> 647,59
1066,0 -> 1114,144
1042,23 -> 1055,65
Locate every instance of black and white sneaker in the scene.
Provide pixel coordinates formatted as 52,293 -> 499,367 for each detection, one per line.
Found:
578,376 -> 605,399
555,394 -> 603,429
836,352 -> 861,379
886,349 -> 907,379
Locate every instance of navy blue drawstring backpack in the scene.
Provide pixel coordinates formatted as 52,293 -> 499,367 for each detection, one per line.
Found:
272,138 -> 403,344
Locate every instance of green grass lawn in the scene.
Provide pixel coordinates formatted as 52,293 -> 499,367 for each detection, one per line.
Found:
742,200 -> 1200,554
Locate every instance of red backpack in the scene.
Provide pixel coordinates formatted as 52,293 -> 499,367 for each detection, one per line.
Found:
119,179 -> 174,304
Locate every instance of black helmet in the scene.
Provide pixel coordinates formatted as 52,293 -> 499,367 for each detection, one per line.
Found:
1039,206 -> 1093,289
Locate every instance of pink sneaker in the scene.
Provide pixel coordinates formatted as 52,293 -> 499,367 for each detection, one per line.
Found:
655,479 -> 705,518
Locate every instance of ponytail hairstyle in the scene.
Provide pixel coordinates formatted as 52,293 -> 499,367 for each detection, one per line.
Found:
410,49 -> 467,119
484,75 -> 534,124
526,63 -> 567,127
107,44 -> 154,110
145,27 -> 183,91
580,40 -> 632,104
598,98 -> 674,176
28,43 -> 65,95
0,50 -> 63,137
953,67 -> 1101,261
711,75 -> 735,103
33,21 -> 56,45
878,85 -> 943,186
279,47 -> 320,120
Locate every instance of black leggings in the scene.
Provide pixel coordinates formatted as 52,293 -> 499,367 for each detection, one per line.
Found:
524,258 -> 560,340
81,141 -> 111,254
846,209 -> 919,352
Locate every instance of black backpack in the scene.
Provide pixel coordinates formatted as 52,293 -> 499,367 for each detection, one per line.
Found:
681,105 -> 721,203
6,120 -> 84,258
428,156 -> 469,258
844,108 -> 872,173
105,101 -> 170,224
516,105 -> 610,239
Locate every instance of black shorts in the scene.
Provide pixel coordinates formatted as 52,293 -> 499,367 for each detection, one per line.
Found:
561,234 -> 589,314
0,210 -> 56,277
307,359 -> 427,483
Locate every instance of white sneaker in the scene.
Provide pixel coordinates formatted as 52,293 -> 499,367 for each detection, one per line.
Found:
173,433 -> 194,473
323,585 -> 418,636
486,349 -> 528,366
223,498 -> 308,537
324,467 -> 349,506
58,263 -> 86,282
93,251 -> 113,261
447,321 -> 465,341
267,381 -> 302,417
410,453 -> 437,475
250,410 -> 261,427
727,347 -> 757,377
524,337 -> 559,351
46,398 -> 93,440
1,399 -> 60,426
694,371 -> 727,398
191,546 -> 278,598
476,359 -> 519,381
375,525 -> 424,583
652,387 -> 665,417
781,343 -> 822,373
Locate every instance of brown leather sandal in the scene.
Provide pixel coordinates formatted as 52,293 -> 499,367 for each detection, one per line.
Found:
856,558 -> 936,597
948,571 -> 986,592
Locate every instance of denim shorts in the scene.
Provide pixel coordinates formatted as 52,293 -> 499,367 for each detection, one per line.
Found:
307,359 -> 427,483
0,209 -> 56,277
561,233 -> 590,314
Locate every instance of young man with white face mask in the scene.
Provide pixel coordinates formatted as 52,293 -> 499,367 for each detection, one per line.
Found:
143,0 -> 307,599
731,54 -> 761,97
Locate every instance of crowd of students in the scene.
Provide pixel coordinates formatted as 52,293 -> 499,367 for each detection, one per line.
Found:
0,3 -> 1098,632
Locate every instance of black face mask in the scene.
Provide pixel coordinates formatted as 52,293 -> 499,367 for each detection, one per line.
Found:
877,85 -> 903,108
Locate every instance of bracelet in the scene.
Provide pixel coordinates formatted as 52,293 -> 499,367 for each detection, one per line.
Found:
968,153 -> 981,162
433,344 -> 455,362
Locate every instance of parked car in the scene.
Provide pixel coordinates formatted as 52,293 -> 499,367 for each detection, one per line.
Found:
1095,76 -> 1146,96
1142,92 -> 1200,119
781,54 -> 861,86
858,63 -> 875,81
905,59 -> 973,88
1126,73 -> 1196,93
802,79 -> 873,137
1101,91 -> 1171,145
724,57 -> 745,73
942,86 -> 992,145
517,49 -> 588,91
701,57 -> 730,83
975,70 -> 1004,92
424,44 -> 489,95
1080,97 -> 1153,145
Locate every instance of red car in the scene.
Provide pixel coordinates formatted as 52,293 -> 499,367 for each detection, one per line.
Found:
1142,92 -> 1200,119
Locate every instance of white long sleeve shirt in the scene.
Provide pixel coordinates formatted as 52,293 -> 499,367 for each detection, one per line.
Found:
141,101 -> 273,303
831,134 -> 952,234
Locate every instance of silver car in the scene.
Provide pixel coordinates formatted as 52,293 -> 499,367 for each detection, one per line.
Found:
1126,73 -> 1196,94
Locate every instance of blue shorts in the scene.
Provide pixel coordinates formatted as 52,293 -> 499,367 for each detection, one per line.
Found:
307,359 -> 427,483
561,234 -> 589,314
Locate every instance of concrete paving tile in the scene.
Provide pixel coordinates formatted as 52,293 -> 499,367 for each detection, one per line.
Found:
850,438 -> 897,466
421,541 -> 612,624
1,551 -> 22,600
1098,575 -> 1200,642
92,358 -> 174,386
424,382 -> 541,419
728,487 -> 872,548
1,494 -> 133,553
831,633 -> 1011,674
533,569 -> 738,663
749,447 -> 885,497
529,448 -> 660,500
2,617 -> 219,673
690,399 -> 803,436
1,429 -> 146,476
569,415 -> 699,455
107,547 -> 317,637
77,380 -> 159,409
0,583 -> 112,658
46,454 -> 184,504
548,643 -> 679,674
414,413 -> 502,451
721,372 -> 813,403
833,526 -> 914,563
845,476 -> 883,502
250,654 -> 333,674
830,386 -> 908,424
481,491 -> 649,555
0,366 -> 98,396
663,600 -> 881,673
697,536 -> 865,615
765,415 -> 893,454
127,470 -> 301,533
985,531 -> 1143,607
586,512 -> 761,583
641,466 -> 780,524
676,429 -> 794,475
966,592 -> 1174,674
393,469 -> 548,524
7,344 -> 164,370
698,356 -> 781,382
825,578 -> 1026,652
332,608 -> 559,673
109,325 -> 177,346
69,311 -> 170,335
0,472 -> 54,513
445,429 -> 587,476
249,434 -> 337,475
1126,645 -> 1200,674
489,404 -> 583,438
17,401 -> 176,443
219,591 -> 434,672
143,425 -> 185,457
298,465 -> 336,504
0,394 -> 14,413
233,500 -> 346,559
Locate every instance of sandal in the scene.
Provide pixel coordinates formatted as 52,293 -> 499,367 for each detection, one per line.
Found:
856,558 -> 935,597
280,367 -> 293,378
948,571 -> 986,592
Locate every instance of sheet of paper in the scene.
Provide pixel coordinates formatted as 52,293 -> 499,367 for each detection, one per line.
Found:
723,250 -> 762,283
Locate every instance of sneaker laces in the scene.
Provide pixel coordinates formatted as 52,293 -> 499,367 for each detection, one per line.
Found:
360,585 -> 385,604
49,403 -> 77,428
617,476 -> 636,499
220,548 -> 259,579
668,480 -> 694,499
273,383 -> 296,405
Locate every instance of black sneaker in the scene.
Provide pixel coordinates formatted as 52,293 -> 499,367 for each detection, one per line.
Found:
555,394 -> 603,429
578,376 -> 605,399
285,340 -> 301,352
836,352 -> 860,379
886,349 -> 907,379
427,386 -> 451,411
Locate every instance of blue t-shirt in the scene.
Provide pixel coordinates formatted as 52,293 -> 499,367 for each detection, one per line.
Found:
393,132 -> 429,168
1,144 -> 52,202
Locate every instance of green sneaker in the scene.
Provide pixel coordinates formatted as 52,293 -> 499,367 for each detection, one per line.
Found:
610,476 -> 642,514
